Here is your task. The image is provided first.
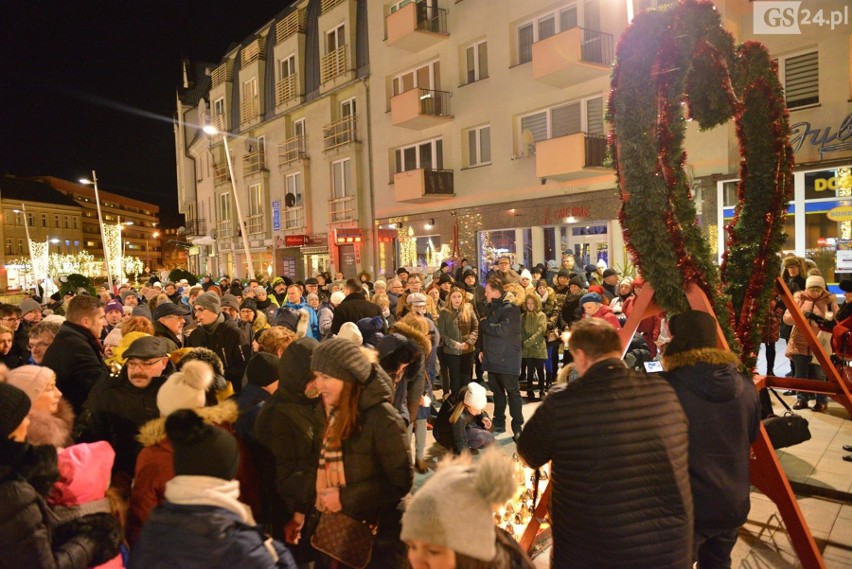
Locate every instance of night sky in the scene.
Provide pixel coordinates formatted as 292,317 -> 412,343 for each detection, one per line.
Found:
1,1 -> 292,227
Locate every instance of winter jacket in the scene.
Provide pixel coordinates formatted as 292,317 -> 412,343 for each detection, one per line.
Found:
386,321 -> 431,424
74,366 -> 170,479
662,348 -> 760,530
581,303 -> 622,330
42,321 -> 112,415
330,292 -> 383,335
521,298 -> 547,359
437,305 -> 479,356
283,300 -> 319,340
255,298 -> 278,323
126,400 -> 256,545
129,502 -> 295,569
783,289 -> 839,357
0,440 -> 121,569
517,358 -> 692,569
315,301 -> 334,340
27,399 -> 74,448
481,296 -> 522,376
609,293 -> 633,323
461,279 -> 487,319
253,339 -> 324,527
232,383 -> 272,445
186,313 -> 250,390
152,320 -> 182,349
433,393 -> 491,455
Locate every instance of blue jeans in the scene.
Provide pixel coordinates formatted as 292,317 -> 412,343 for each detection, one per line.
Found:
791,354 -> 827,405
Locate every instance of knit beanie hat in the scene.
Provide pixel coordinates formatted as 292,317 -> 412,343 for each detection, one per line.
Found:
3,365 -> 55,403
406,292 -> 427,306
519,269 -> 532,282
568,275 -> 584,288
195,292 -> 221,315
19,298 -> 42,316
312,337 -> 374,384
0,382 -> 31,439
104,299 -> 123,314
438,273 -> 454,285
557,268 -> 571,279
220,294 -> 240,311
805,275 -> 826,290
330,290 -> 346,306
245,352 -> 280,387
580,292 -> 602,305
596,259 -> 608,270
401,450 -> 517,561
602,268 -> 618,279
240,298 -> 258,316
157,360 -> 214,416
120,290 -> 139,303
665,310 -> 718,357
338,322 -> 364,345
464,382 -> 487,412
166,410 -> 239,481
51,442 -> 115,505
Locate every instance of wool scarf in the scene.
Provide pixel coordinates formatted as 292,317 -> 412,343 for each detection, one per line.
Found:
316,409 -> 346,509
165,475 -> 254,524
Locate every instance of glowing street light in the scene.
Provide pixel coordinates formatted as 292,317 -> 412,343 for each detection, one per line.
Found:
202,124 -> 256,279
79,171 -> 114,291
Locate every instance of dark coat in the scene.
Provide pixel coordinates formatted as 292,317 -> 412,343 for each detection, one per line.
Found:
42,321 -> 111,415
330,292 -> 382,335
186,313 -> 250,391
0,440 -> 119,569
153,320 -> 183,349
517,358 -> 693,569
662,348 -> 760,530
481,297 -> 522,375
74,365 -> 170,478
129,503 -> 296,569
232,383 -> 271,445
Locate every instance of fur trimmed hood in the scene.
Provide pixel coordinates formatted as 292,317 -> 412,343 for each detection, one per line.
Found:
662,348 -> 741,372
136,399 -> 238,447
390,320 -> 431,359
26,398 -> 74,448
663,348 -> 747,404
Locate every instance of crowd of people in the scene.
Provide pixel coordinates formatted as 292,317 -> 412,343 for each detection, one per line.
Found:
0,250 -> 838,568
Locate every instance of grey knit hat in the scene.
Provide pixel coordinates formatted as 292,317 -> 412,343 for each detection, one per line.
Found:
311,337 -> 373,384
401,449 -> 518,561
195,292 -> 221,315
19,298 -> 42,316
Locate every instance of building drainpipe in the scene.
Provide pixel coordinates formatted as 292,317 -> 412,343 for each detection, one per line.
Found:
362,75 -> 378,277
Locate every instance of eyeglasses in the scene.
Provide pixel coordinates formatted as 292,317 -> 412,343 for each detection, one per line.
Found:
126,358 -> 165,369
0,317 -> 20,323
28,341 -> 51,350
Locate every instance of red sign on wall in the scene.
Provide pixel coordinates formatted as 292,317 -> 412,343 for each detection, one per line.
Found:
335,228 -> 363,244
284,235 -> 307,247
542,206 -> 591,225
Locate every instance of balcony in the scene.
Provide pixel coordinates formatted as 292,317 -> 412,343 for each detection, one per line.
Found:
185,218 -> 207,237
240,96 -> 260,125
284,206 -> 306,230
241,38 -> 266,66
329,196 -> 355,223
321,0 -> 345,14
532,27 -> 614,87
393,169 -> 454,203
390,88 -> 452,129
275,74 -> 300,107
278,134 -> 307,167
210,114 -> 226,137
246,214 -> 265,236
213,164 -> 230,186
242,150 -> 266,175
323,116 -> 357,151
387,2 -> 448,52
217,219 -> 233,238
276,9 -> 306,43
321,45 -> 350,84
535,133 -> 611,181
211,61 -> 233,88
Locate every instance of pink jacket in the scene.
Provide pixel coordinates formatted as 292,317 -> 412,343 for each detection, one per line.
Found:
50,442 -> 125,569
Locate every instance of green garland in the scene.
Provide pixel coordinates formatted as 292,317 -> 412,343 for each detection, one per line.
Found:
609,0 -> 794,368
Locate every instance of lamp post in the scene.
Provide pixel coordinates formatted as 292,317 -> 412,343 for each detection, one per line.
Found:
202,124 -> 256,280
146,231 -> 159,272
12,204 -> 36,289
117,217 -> 133,283
79,171 -> 114,292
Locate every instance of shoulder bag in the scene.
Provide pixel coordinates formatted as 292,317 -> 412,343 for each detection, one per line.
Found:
763,389 -> 812,450
311,511 -> 377,569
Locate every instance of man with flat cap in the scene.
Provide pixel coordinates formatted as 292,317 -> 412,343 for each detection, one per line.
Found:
153,302 -> 191,349
75,335 -> 177,483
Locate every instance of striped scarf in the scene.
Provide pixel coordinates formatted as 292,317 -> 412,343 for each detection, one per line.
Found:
317,409 -> 346,499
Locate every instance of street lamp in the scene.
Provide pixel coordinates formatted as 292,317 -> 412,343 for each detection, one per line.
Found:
202,124 -> 256,280
146,231 -> 159,272
78,171 -> 114,292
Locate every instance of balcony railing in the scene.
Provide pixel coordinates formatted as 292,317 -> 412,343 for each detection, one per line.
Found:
323,116 -> 357,151
185,218 -> 207,237
329,195 -> 355,223
580,28 -> 614,65
284,205 -> 306,230
217,219 -> 232,238
213,164 -> 230,185
321,45 -> 349,84
417,88 -> 451,117
246,214 -> 265,236
241,38 -> 266,66
584,134 -> 608,168
423,169 -> 454,195
321,0 -> 345,14
242,150 -> 266,175
211,61 -> 233,88
240,96 -> 260,125
275,74 -> 299,106
211,114 -> 226,134
276,9 -> 306,43
278,134 -> 307,166
415,5 -> 448,35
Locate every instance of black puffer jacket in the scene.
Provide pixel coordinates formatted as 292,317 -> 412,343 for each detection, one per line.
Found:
186,313 -> 249,391
329,292 -> 383,335
481,296 -> 522,375
74,364 -> 172,478
0,440 -> 121,569
42,321 -> 111,415
517,358 -> 692,569
253,339 -> 323,527
663,348 -> 761,530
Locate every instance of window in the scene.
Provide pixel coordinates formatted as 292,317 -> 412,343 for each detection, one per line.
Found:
395,138 -> 443,175
219,192 -> 231,221
5,239 -> 11,255
243,78 -> 258,106
27,213 -> 34,226
332,158 -> 353,198
327,23 -> 345,54
464,40 -> 488,84
293,118 -> 306,139
778,50 -> 819,109
280,54 -> 296,79
41,214 -> 47,227
389,0 -> 415,12
286,172 -> 303,206
466,125 -> 491,167
392,60 -> 440,96
518,96 -> 603,155
517,6 -> 578,64
341,98 -> 356,120
213,97 -> 225,117
249,183 -> 264,217
54,215 -> 60,228
17,239 -> 24,255
64,216 -> 69,229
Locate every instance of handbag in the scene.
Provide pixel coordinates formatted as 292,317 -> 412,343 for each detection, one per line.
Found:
310,511 -> 377,569
762,389 -> 812,450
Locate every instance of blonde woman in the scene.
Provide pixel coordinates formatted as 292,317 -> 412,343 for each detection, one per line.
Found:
437,287 -> 479,395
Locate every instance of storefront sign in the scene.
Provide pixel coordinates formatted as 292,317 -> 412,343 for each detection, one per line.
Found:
836,240 -> 852,271
335,228 -> 363,244
827,206 -> 852,222
188,246 -> 200,256
272,200 -> 281,231
542,206 -> 591,225
284,235 -> 307,247
306,234 -> 328,246
790,113 -> 852,154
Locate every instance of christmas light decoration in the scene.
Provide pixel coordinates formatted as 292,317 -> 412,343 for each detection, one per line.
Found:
398,225 -> 416,267
103,223 -> 122,280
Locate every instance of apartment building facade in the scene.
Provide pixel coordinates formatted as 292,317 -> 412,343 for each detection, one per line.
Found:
176,0 -> 375,280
